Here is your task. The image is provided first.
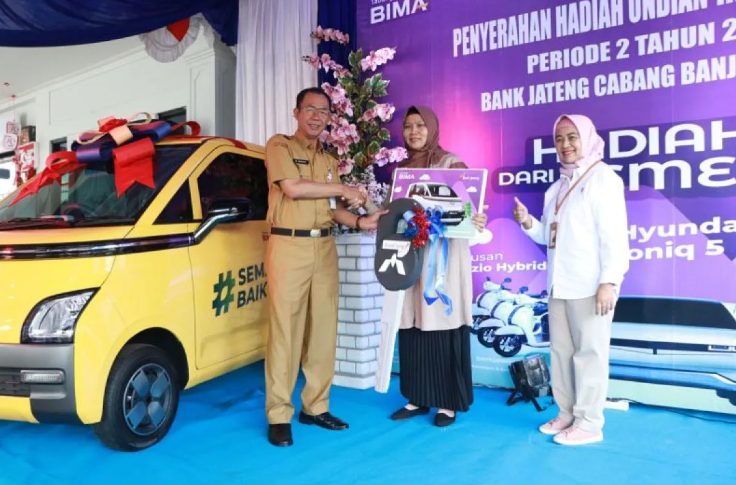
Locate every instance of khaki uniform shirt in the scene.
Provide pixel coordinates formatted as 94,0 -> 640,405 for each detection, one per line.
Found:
265,134 -> 339,230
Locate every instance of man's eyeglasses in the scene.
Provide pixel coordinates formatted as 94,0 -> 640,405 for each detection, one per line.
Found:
302,106 -> 331,117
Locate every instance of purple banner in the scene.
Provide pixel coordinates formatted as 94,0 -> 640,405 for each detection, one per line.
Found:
360,0 -> 736,413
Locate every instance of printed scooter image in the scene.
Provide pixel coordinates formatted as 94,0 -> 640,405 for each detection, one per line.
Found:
471,277 -> 515,346
491,287 -> 550,357
472,277 -> 550,357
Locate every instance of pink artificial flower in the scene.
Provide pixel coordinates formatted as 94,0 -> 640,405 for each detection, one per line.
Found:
319,130 -> 331,145
326,118 -> 360,156
360,104 -> 394,123
360,108 -> 376,123
338,158 -> 355,176
333,67 -> 351,79
373,147 -> 408,167
375,103 -> 395,122
320,53 -> 334,72
360,47 -> 396,72
322,83 -> 354,117
303,54 -> 320,70
390,147 -> 408,163
311,26 -> 350,45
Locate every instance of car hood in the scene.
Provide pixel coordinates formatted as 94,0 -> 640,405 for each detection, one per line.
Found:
0,227 -> 129,344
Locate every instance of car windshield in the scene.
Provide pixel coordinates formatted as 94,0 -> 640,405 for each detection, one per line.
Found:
0,144 -> 198,228
428,184 -> 457,198
613,297 -> 736,330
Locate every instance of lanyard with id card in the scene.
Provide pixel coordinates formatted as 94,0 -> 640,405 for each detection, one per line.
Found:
549,160 -> 601,249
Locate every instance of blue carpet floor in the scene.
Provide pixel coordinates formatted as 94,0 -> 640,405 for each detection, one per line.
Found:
1,360 -> 734,484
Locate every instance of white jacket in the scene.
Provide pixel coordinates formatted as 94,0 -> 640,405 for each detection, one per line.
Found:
524,162 -> 630,299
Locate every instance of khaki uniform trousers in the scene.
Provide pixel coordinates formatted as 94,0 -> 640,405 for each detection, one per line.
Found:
265,234 -> 338,424
548,296 -> 613,432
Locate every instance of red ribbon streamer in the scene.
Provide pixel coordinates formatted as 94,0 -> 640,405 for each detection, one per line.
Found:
10,152 -> 83,205
112,138 -> 155,196
170,120 -> 201,136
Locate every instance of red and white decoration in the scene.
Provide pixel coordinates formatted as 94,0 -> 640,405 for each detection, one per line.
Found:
139,15 -> 204,63
2,118 -> 19,153
14,142 -> 36,187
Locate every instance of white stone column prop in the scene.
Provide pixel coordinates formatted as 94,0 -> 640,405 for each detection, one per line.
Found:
333,233 -> 385,389
374,289 -> 405,393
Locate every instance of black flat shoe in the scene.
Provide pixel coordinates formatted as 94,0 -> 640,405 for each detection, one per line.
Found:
298,411 -> 349,430
268,423 -> 293,446
390,405 -> 430,420
434,412 -> 456,427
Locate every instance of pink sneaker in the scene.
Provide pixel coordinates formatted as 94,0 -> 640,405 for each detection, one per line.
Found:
553,426 -> 603,446
538,417 -> 572,435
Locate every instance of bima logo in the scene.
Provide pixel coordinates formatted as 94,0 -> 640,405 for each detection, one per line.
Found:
370,0 -> 429,25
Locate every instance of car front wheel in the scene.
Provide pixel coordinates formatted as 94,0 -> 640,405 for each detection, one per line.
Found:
94,344 -> 180,451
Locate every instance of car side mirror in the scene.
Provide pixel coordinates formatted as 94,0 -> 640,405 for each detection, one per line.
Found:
194,198 -> 251,243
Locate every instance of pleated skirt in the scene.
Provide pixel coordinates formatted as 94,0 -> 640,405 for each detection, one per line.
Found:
397,326 -> 474,411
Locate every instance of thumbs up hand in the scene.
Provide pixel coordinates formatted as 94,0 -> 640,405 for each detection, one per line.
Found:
513,197 -> 532,229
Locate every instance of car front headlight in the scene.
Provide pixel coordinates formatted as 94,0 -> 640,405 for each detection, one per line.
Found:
22,290 -> 96,344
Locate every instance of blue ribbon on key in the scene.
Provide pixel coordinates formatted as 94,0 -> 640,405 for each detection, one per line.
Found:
401,207 -> 452,315
422,208 -> 452,315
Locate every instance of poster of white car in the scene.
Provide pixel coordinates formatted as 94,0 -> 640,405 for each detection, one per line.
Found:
391,167 -> 488,238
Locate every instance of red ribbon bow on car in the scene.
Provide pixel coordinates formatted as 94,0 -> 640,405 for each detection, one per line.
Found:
76,112 -> 159,196
76,112 -> 153,146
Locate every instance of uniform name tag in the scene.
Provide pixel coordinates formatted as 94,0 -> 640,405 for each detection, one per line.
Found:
293,158 -> 309,165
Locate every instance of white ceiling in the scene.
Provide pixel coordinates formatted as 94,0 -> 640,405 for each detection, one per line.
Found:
0,36 -> 141,100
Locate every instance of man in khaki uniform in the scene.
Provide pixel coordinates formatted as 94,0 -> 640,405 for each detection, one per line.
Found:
264,87 -> 385,447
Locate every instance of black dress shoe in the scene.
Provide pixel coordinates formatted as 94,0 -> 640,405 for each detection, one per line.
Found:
434,412 -> 456,427
298,411 -> 349,430
390,405 -> 430,420
268,423 -> 293,446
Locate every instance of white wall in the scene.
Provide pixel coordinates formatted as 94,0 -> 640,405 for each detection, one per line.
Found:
0,31 -> 236,170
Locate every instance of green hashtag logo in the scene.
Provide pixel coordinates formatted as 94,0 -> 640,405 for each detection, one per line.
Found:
212,271 -> 236,316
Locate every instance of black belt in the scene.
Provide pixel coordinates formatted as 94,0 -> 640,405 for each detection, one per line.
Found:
270,227 -> 331,238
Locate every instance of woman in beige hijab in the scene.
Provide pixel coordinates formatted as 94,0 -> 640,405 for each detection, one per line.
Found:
389,106 -> 486,426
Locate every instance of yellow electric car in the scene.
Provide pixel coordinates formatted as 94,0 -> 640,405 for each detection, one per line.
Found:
0,135 -> 269,450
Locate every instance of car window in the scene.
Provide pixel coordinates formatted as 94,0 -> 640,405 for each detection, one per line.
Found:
0,144 -> 198,226
196,152 -> 268,220
613,297 -> 736,330
437,185 -> 452,197
156,183 -> 193,224
428,184 -> 455,197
